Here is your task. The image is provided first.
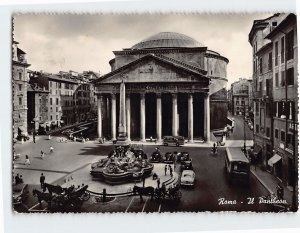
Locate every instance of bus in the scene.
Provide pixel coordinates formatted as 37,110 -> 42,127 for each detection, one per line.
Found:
224,147 -> 250,184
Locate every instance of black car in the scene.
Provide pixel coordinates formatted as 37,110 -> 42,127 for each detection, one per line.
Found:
181,159 -> 193,170
150,151 -> 163,163
163,152 -> 175,163
177,152 -> 190,163
134,149 -> 147,159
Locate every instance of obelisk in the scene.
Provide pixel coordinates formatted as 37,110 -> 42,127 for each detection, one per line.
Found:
117,80 -> 128,144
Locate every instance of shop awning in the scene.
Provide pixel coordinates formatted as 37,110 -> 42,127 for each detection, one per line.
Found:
268,154 -> 282,167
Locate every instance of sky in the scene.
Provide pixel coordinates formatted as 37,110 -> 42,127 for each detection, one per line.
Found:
14,13 -> 271,87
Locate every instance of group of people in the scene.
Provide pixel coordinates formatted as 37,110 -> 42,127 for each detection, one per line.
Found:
164,164 -> 173,177
14,173 -> 24,185
22,146 -> 54,166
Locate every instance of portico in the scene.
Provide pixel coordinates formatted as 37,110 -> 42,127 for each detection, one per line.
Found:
96,83 -> 210,142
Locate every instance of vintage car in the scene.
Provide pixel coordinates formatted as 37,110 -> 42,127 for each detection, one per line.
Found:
181,159 -> 193,170
16,134 -> 30,142
150,151 -> 163,163
134,149 -> 147,159
163,152 -> 175,163
177,152 -> 190,163
180,170 -> 196,187
163,136 -> 185,147
13,183 -> 29,206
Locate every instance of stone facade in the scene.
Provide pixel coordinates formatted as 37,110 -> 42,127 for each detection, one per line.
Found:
12,41 -> 30,138
95,32 -> 229,142
230,78 -> 253,116
249,13 -> 298,188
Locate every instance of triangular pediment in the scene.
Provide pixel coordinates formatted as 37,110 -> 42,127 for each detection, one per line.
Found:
96,54 -> 208,85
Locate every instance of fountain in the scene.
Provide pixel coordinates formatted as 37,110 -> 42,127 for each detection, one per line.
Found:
90,146 -> 154,184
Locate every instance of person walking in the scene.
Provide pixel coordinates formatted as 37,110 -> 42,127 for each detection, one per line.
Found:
164,164 -> 167,176
24,155 -> 30,166
169,166 -> 173,178
40,173 -> 45,189
41,150 -> 45,159
49,146 -> 54,153
157,178 -> 160,189
33,133 -> 36,143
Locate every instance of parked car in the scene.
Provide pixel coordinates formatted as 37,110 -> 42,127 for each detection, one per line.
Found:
134,149 -> 147,159
13,183 -> 29,206
163,152 -> 175,163
177,152 -> 190,163
16,134 -> 30,142
150,151 -> 163,163
181,159 -> 193,170
180,170 -> 196,187
163,136 -> 185,147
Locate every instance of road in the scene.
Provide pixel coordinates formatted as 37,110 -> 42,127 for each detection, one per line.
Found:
228,115 -> 253,141
14,139 -> 274,213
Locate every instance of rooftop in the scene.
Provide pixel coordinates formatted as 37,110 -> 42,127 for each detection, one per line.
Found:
131,32 -> 205,50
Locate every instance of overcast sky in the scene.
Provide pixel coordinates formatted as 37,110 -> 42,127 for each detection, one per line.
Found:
14,13 -> 271,86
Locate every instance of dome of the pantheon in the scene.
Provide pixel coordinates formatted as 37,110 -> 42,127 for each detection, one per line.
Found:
131,32 -> 205,50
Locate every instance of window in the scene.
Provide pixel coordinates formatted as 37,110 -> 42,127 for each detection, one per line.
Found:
39,98 -> 42,104
281,70 -> 285,87
275,72 -> 279,87
268,52 -> 272,70
18,97 -> 22,105
50,107 -> 53,112
56,115 -> 58,120
50,115 -> 53,120
241,101 -> 245,105
56,107 -> 58,112
286,68 -> 294,86
281,36 -> 285,63
275,41 -> 278,66
50,98 -> 52,105
18,72 -> 22,80
266,127 -> 270,137
49,81 -> 52,87
56,98 -> 59,105
281,131 -> 286,142
256,124 -> 259,133
286,30 -> 294,60
266,103 -> 271,117
259,81 -> 262,91
18,84 -> 22,91
259,58 -> 263,74
275,129 -> 279,139
253,60 -> 256,72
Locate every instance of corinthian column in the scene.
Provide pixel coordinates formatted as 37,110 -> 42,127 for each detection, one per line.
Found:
140,93 -> 146,142
156,93 -> 162,142
97,95 -> 102,138
172,93 -> 178,136
188,94 -> 194,142
111,93 -> 116,141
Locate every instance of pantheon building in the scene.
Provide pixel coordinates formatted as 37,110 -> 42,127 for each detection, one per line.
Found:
94,32 -> 228,142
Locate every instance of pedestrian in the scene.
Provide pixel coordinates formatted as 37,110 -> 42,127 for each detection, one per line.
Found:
40,173 -> 45,189
164,164 -> 167,176
49,146 -> 54,153
19,175 -> 24,183
142,175 -> 146,187
157,178 -> 160,189
24,155 -> 30,166
33,133 -> 36,143
41,150 -> 45,159
15,174 -> 20,184
170,166 -> 173,178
